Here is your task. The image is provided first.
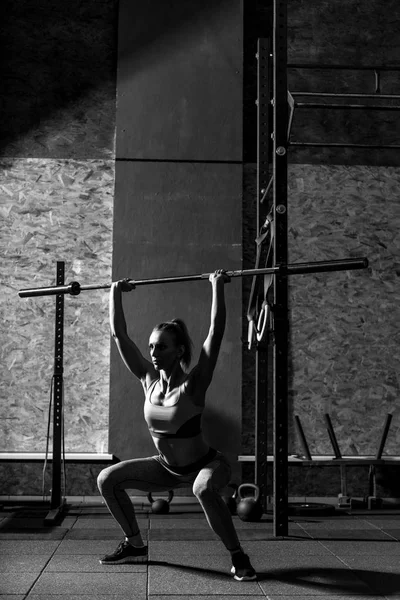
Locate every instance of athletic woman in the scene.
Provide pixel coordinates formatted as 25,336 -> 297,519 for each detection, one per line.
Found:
97,270 -> 256,581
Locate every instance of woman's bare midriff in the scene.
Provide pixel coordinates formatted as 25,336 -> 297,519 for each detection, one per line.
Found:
151,433 -> 210,467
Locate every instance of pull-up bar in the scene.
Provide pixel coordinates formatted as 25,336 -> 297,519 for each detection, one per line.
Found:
18,257 -> 368,298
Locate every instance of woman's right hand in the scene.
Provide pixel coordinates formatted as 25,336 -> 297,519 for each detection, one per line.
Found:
115,278 -> 136,292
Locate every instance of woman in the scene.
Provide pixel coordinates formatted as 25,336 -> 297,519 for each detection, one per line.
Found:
97,270 -> 256,581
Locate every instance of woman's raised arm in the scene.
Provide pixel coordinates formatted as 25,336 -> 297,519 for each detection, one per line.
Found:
189,270 -> 230,393
109,280 -> 156,385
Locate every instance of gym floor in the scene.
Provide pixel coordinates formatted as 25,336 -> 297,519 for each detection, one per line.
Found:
1,500 -> 399,599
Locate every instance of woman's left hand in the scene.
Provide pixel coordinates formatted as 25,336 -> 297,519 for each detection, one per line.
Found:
209,269 -> 231,284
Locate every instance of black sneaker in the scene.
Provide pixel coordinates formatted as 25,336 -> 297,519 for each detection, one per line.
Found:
231,551 -> 257,581
99,540 -> 148,565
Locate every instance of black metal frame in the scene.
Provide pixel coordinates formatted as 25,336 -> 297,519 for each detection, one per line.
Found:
44,261 -> 66,525
287,63 -> 400,149
272,0 -> 290,538
255,37 -> 271,511
253,0 -> 396,536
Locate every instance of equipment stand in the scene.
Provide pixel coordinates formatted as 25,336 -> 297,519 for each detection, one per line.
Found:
44,261 -> 66,525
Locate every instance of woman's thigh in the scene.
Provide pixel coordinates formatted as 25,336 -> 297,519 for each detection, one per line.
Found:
99,456 -> 187,493
192,452 -> 232,493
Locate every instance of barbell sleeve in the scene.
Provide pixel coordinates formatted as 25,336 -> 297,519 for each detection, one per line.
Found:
284,257 -> 368,275
18,282 -> 82,298
18,257 -> 368,298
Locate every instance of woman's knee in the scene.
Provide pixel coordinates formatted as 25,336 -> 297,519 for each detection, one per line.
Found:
193,459 -> 231,500
97,465 -> 115,494
192,477 -> 215,501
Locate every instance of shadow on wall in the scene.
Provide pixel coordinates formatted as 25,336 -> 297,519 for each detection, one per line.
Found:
0,0 -> 235,157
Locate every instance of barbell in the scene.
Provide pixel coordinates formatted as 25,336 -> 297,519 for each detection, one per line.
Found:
18,257 -> 368,298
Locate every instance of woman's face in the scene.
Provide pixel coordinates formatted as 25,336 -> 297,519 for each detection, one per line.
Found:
149,329 -> 183,372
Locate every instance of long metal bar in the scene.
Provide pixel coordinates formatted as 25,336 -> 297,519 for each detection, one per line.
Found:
288,63 -> 400,71
295,102 -> 400,110
293,92 -> 400,100
18,258 -> 369,298
290,142 -> 400,149
273,0 -> 289,537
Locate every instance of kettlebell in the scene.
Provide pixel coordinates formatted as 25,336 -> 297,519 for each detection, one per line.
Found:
147,490 -> 174,514
222,483 -> 238,515
236,483 -> 263,522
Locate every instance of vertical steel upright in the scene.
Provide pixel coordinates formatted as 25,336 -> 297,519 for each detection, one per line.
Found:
45,261 -> 65,524
272,0 -> 289,536
255,38 -> 271,510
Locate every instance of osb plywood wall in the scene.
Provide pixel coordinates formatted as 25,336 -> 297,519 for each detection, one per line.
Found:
0,159 -> 113,452
288,164 -> 400,456
242,163 -> 400,469
0,0 -> 117,455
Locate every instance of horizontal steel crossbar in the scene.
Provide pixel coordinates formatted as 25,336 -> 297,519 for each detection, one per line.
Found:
295,102 -> 400,110
290,142 -> 400,149
18,258 -> 368,298
293,92 -> 400,100
288,63 -> 400,71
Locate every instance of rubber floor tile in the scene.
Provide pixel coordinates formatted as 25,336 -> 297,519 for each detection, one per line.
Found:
54,539 -> 140,555
148,540 -> 225,558
0,528 -> 67,540
257,596 -> 385,600
340,555 -> 400,571
65,528 -> 147,540
45,554 -> 147,572
149,554 -> 232,572
0,517 -> 49,529
347,569 -> 400,596
358,519 -> 400,528
149,596 -> 265,600
149,528 -> 217,541
149,518 -> 210,529
297,520 -> 378,530
239,529 -> 307,541
0,540 -> 60,554
72,517 -> 148,529
377,529 -> 400,539
78,506 -> 112,515
0,517 -> 77,529
251,555 -> 346,571
150,511 -> 204,520
0,553 -> 51,572
257,566 -> 375,596
320,539 -> 400,555
148,565 -> 261,595
0,572 -> 40,594
239,540 -> 334,556
300,529 -> 393,540
30,572 -> 147,596
26,596 -> 146,600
